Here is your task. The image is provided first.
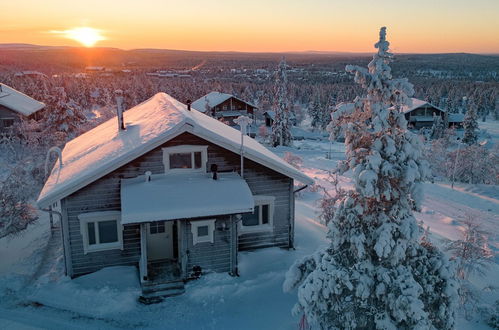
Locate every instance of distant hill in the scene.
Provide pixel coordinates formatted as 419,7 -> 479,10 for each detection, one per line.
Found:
0,43 -> 497,76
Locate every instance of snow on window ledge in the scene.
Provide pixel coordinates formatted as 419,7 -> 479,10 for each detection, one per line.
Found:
78,211 -> 123,254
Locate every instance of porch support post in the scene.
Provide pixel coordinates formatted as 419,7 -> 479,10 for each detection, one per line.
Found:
139,223 -> 148,282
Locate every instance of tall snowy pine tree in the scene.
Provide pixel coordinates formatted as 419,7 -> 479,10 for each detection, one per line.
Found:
284,27 -> 457,329
271,57 -> 292,146
462,103 -> 479,145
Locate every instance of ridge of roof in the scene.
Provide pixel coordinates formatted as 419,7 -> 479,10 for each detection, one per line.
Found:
37,92 -> 312,208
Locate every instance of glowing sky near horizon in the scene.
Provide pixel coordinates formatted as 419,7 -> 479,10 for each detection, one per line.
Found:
1,0 -> 498,53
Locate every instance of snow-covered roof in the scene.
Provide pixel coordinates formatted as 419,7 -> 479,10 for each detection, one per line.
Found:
448,113 -> 464,123
264,111 -> 276,120
120,172 -> 254,224
399,98 -> 445,114
191,92 -> 257,113
0,83 -> 45,116
263,111 -> 295,120
37,93 -> 313,208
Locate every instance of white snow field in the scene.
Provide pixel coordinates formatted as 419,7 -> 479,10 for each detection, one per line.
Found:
0,121 -> 498,329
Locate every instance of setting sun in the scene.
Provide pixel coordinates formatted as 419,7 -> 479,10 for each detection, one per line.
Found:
52,27 -> 105,47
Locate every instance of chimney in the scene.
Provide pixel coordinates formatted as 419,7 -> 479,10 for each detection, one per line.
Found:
114,89 -> 126,131
186,99 -> 192,111
145,171 -> 152,182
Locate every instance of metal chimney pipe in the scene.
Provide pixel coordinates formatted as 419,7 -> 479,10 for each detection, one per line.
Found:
186,99 -> 192,111
114,89 -> 125,131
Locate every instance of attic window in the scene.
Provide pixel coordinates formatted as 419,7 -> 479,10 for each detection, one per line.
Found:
162,145 -> 208,173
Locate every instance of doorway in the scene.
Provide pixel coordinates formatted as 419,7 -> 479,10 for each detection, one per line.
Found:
146,221 -> 174,261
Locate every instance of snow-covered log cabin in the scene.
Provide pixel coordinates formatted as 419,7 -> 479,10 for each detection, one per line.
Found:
191,91 -> 257,126
37,93 -> 313,300
0,83 -> 45,133
401,98 -> 464,129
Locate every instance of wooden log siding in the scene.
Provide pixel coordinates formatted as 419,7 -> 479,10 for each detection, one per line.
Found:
181,217 -> 233,274
63,132 -> 293,277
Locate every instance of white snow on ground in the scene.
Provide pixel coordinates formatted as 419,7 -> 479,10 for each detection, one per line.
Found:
1,121 -> 498,329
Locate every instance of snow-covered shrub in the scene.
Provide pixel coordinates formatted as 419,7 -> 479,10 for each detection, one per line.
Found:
446,215 -> 493,281
284,27 -> 457,329
425,138 -> 499,184
445,214 -> 494,320
283,152 -> 303,169
0,166 -> 38,238
448,144 -> 498,185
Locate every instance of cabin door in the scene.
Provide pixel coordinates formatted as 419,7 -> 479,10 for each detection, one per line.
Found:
146,221 -> 174,261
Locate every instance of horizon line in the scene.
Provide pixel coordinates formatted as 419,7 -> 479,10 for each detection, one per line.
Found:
1,43 -> 498,56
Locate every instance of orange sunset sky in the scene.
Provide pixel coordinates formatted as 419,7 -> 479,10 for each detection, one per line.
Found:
1,0 -> 498,53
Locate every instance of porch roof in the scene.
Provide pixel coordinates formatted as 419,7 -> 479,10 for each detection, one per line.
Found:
120,172 -> 254,224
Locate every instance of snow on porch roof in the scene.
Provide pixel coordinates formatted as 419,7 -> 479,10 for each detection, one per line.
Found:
0,83 -> 45,116
120,173 -> 254,224
37,92 -> 313,208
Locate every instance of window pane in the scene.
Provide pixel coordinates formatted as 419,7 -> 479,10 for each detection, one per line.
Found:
99,220 -> 118,243
262,204 -> 269,224
158,222 -> 165,233
150,223 -> 157,234
197,225 -> 209,237
194,152 -> 202,169
87,222 -> 96,245
170,152 -> 192,169
242,206 -> 260,226
2,119 -> 14,128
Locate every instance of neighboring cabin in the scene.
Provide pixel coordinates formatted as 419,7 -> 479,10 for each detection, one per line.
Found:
336,98 -> 464,131
401,98 -> 464,129
37,93 -> 313,302
0,83 -> 45,133
263,110 -> 297,128
191,92 -> 257,126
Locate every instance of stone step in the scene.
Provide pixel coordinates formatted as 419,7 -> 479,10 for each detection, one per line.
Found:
142,281 -> 184,294
139,287 -> 185,304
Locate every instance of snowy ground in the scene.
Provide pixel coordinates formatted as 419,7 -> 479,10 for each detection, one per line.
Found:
0,121 -> 498,329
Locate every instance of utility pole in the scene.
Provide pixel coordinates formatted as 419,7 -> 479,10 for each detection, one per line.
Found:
234,115 -> 253,179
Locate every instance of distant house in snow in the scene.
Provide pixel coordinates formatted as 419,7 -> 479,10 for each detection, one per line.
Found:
263,110 -> 297,127
0,83 -> 45,132
37,93 -> 313,302
191,92 -> 257,126
335,98 -> 464,131
401,98 -> 464,129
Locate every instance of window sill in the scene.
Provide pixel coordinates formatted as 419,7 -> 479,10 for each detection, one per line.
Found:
83,242 -> 123,255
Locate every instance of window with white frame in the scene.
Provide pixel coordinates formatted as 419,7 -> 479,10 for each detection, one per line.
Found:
240,195 -> 275,232
78,211 -> 123,254
190,219 -> 215,245
162,145 -> 208,173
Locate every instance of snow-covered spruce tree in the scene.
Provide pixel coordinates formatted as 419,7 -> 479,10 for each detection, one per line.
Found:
271,57 -> 292,147
284,27 -> 457,329
462,103 -> 479,145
